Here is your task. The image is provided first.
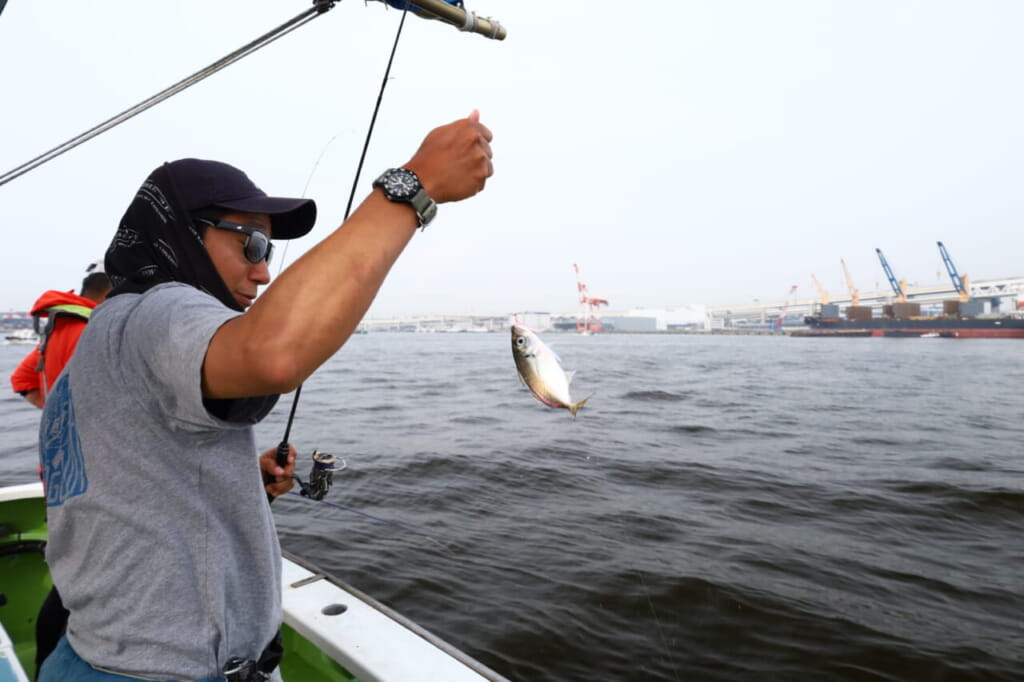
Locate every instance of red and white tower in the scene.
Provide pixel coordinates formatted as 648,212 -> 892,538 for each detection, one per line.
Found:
573,263 -> 609,334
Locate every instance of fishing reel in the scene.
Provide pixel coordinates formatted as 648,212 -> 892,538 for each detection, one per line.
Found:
294,450 -> 345,501
273,442 -> 345,502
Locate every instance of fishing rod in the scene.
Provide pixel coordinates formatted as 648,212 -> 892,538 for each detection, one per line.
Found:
0,0 -> 506,188
274,0 -> 505,499
272,1 -> 412,499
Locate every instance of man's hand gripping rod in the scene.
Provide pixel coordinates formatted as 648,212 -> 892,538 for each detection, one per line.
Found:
273,385 -> 344,501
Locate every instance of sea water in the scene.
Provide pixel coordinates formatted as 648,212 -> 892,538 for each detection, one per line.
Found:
2,334 -> 1021,681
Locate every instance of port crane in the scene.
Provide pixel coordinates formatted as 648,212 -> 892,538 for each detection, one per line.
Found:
572,263 -> 609,334
840,259 -> 860,306
774,285 -> 799,331
875,248 -> 907,302
937,241 -> 970,302
810,274 -> 829,304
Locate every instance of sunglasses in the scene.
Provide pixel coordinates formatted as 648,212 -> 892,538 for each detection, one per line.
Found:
195,219 -> 274,265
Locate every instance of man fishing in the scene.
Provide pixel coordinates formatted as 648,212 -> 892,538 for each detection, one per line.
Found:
38,110 -> 493,681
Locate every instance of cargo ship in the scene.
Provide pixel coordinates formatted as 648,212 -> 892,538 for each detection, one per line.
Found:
795,300 -> 1024,338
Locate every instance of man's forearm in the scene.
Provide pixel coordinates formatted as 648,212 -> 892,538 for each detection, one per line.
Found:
201,112 -> 493,400
203,192 -> 418,398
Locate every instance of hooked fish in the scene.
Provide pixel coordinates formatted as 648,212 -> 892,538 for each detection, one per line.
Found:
511,324 -> 591,417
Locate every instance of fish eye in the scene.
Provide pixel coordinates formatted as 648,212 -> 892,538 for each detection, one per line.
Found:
516,337 -> 526,346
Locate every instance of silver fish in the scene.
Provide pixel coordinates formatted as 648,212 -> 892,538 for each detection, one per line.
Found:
511,324 -> 591,417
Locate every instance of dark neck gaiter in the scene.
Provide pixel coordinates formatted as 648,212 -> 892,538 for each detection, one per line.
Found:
104,164 -> 241,311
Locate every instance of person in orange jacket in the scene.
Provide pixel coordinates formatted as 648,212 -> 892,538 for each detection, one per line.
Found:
10,262 -> 111,408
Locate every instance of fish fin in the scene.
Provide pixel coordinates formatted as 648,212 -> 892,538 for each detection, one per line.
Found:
568,393 -> 594,418
564,369 -> 576,385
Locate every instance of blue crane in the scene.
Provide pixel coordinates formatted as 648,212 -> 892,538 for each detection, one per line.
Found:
875,248 -> 906,302
937,241 -> 969,301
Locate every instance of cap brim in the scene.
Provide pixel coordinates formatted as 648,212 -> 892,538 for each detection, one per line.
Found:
214,196 -> 317,240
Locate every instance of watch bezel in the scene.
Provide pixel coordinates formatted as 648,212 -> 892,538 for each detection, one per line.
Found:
380,168 -> 419,200
374,168 -> 437,228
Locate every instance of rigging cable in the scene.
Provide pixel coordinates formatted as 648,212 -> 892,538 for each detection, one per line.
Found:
273,4 -> 412,471
0,1 -> 338,188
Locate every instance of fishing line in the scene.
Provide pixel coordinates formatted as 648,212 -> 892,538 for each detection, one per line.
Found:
276,0 -> 413,285
639,573 -> 682,682
275,135 -> 339,277
273,5 -> 411,470
285,489 -> 456,557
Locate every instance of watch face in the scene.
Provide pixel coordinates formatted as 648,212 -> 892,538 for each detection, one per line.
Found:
382,169 -> 419,200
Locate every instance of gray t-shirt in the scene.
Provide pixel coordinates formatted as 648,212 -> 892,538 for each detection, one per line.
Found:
40,283 -> 282,680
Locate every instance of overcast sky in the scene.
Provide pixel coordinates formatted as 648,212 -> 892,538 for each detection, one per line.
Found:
1,1 -> 1022,318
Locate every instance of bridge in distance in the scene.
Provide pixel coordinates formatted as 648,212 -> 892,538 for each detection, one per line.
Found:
358,276 -> 1024,332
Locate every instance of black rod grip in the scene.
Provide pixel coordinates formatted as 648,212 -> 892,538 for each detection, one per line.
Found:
275,441 -> 290,468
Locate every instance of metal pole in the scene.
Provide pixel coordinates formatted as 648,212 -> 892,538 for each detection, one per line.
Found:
388,0 -> 507,40
0,3 -> 334,188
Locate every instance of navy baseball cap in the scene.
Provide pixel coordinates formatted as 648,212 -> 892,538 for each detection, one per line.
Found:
164,158 -> 316,240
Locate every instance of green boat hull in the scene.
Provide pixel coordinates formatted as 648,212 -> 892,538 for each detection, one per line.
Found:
1,483 -> 504,682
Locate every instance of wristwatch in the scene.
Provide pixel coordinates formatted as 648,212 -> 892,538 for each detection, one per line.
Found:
373,168 -> 437,228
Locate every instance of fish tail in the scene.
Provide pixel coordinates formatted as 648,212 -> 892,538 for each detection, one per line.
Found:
569,393 -> 594,418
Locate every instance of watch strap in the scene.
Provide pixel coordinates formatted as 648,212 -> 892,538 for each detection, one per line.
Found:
409,190 -> 437,227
